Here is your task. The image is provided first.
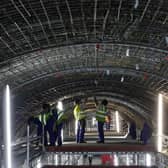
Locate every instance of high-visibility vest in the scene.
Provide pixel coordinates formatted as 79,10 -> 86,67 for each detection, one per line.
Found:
73,105 -> 86,121
38,112 -> 51,125
57,110 -> 67,125
96,105 -> 106,122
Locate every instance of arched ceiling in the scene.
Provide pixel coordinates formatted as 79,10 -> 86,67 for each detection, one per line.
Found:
0,0 -> 168,137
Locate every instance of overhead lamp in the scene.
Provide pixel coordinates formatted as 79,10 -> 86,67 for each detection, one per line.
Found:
134,0 -> 139,9
116,111 -> 120,133
165,36 -> 168,45
57,101 -> 63,111
126,48 -> 129,57
135,64 -> 139,70
106,69 -> 110,76
121,76 -> 124,82
94,80 -> 98,85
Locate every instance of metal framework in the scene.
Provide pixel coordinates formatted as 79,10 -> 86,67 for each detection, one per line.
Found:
0,0 -> 168,137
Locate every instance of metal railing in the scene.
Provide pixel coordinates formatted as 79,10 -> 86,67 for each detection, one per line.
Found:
17,128 -> 168,167
30,151 -> 167,167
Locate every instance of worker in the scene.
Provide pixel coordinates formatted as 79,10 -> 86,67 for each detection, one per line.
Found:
27,116 -> 42,138
28,103 -> 52,146
94,97 -> 108,143
140,122 -> 152,144
129,121 -> 137,140
73,98 -> 87,143
52,102 -> 67,146
45,105 -> 57,146
39,103 -> 52,146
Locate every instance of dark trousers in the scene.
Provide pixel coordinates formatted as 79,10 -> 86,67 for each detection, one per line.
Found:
45,118 -> 56,146
98,121 -> 104,142
29,117 -> 53,145
56,123 -> 63,146
32,117 -> 43,137
49,123 -> 63,146
31,118 -> 45,144
76,119 -> 86,143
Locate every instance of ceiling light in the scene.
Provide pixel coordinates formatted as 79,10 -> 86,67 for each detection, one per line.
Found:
134,0 -> 139,9
57,101 -> 63,111
165,36 -> 168,45
121,76 -> 124,82
135,64 -> 139,70
106,69 -> 110,75
126,48 -> 129,57
94,80 -> 98,85
116,111 -> 120,133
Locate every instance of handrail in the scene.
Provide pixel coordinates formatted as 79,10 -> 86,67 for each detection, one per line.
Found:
46,144 -> 156,153
25,124 -> 43,168
42,166 -> 157,168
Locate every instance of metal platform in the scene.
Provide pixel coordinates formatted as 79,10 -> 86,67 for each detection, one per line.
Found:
46,143 -> 156,153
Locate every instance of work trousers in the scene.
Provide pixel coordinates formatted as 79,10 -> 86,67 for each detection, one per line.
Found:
98,121 -> 104,142
76,119 -> 86,143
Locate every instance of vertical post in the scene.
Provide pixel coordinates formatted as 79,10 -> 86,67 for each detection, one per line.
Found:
0,124 -> 2,167
4,85 -> 12,168
133,153 -> 138,165
26,125 -> 30,168
95,44 -> 99,72
116,111 -> 120,133
158,93 -> 163,152
0,113 -> 2,167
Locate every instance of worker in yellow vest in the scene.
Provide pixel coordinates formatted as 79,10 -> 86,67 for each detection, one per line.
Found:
52,102 -> 67,146
94,97 -> 108,143
73,98 -> 87,143
28,103 -> 52,146
38,103 -> 52,146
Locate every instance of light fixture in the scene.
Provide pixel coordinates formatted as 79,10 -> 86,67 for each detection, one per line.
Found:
4,85 -> 12,168
94,80 -> 98,85
158,93 -> 163,152
135,64 -> 139,70
57,101 -> 63,111
106,69 -> 110,75
116,111 -> 120,133
165,36 -> 168,45
121,76 -> 124,82
134,0 -> 139,9
126,48 -> 129,57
